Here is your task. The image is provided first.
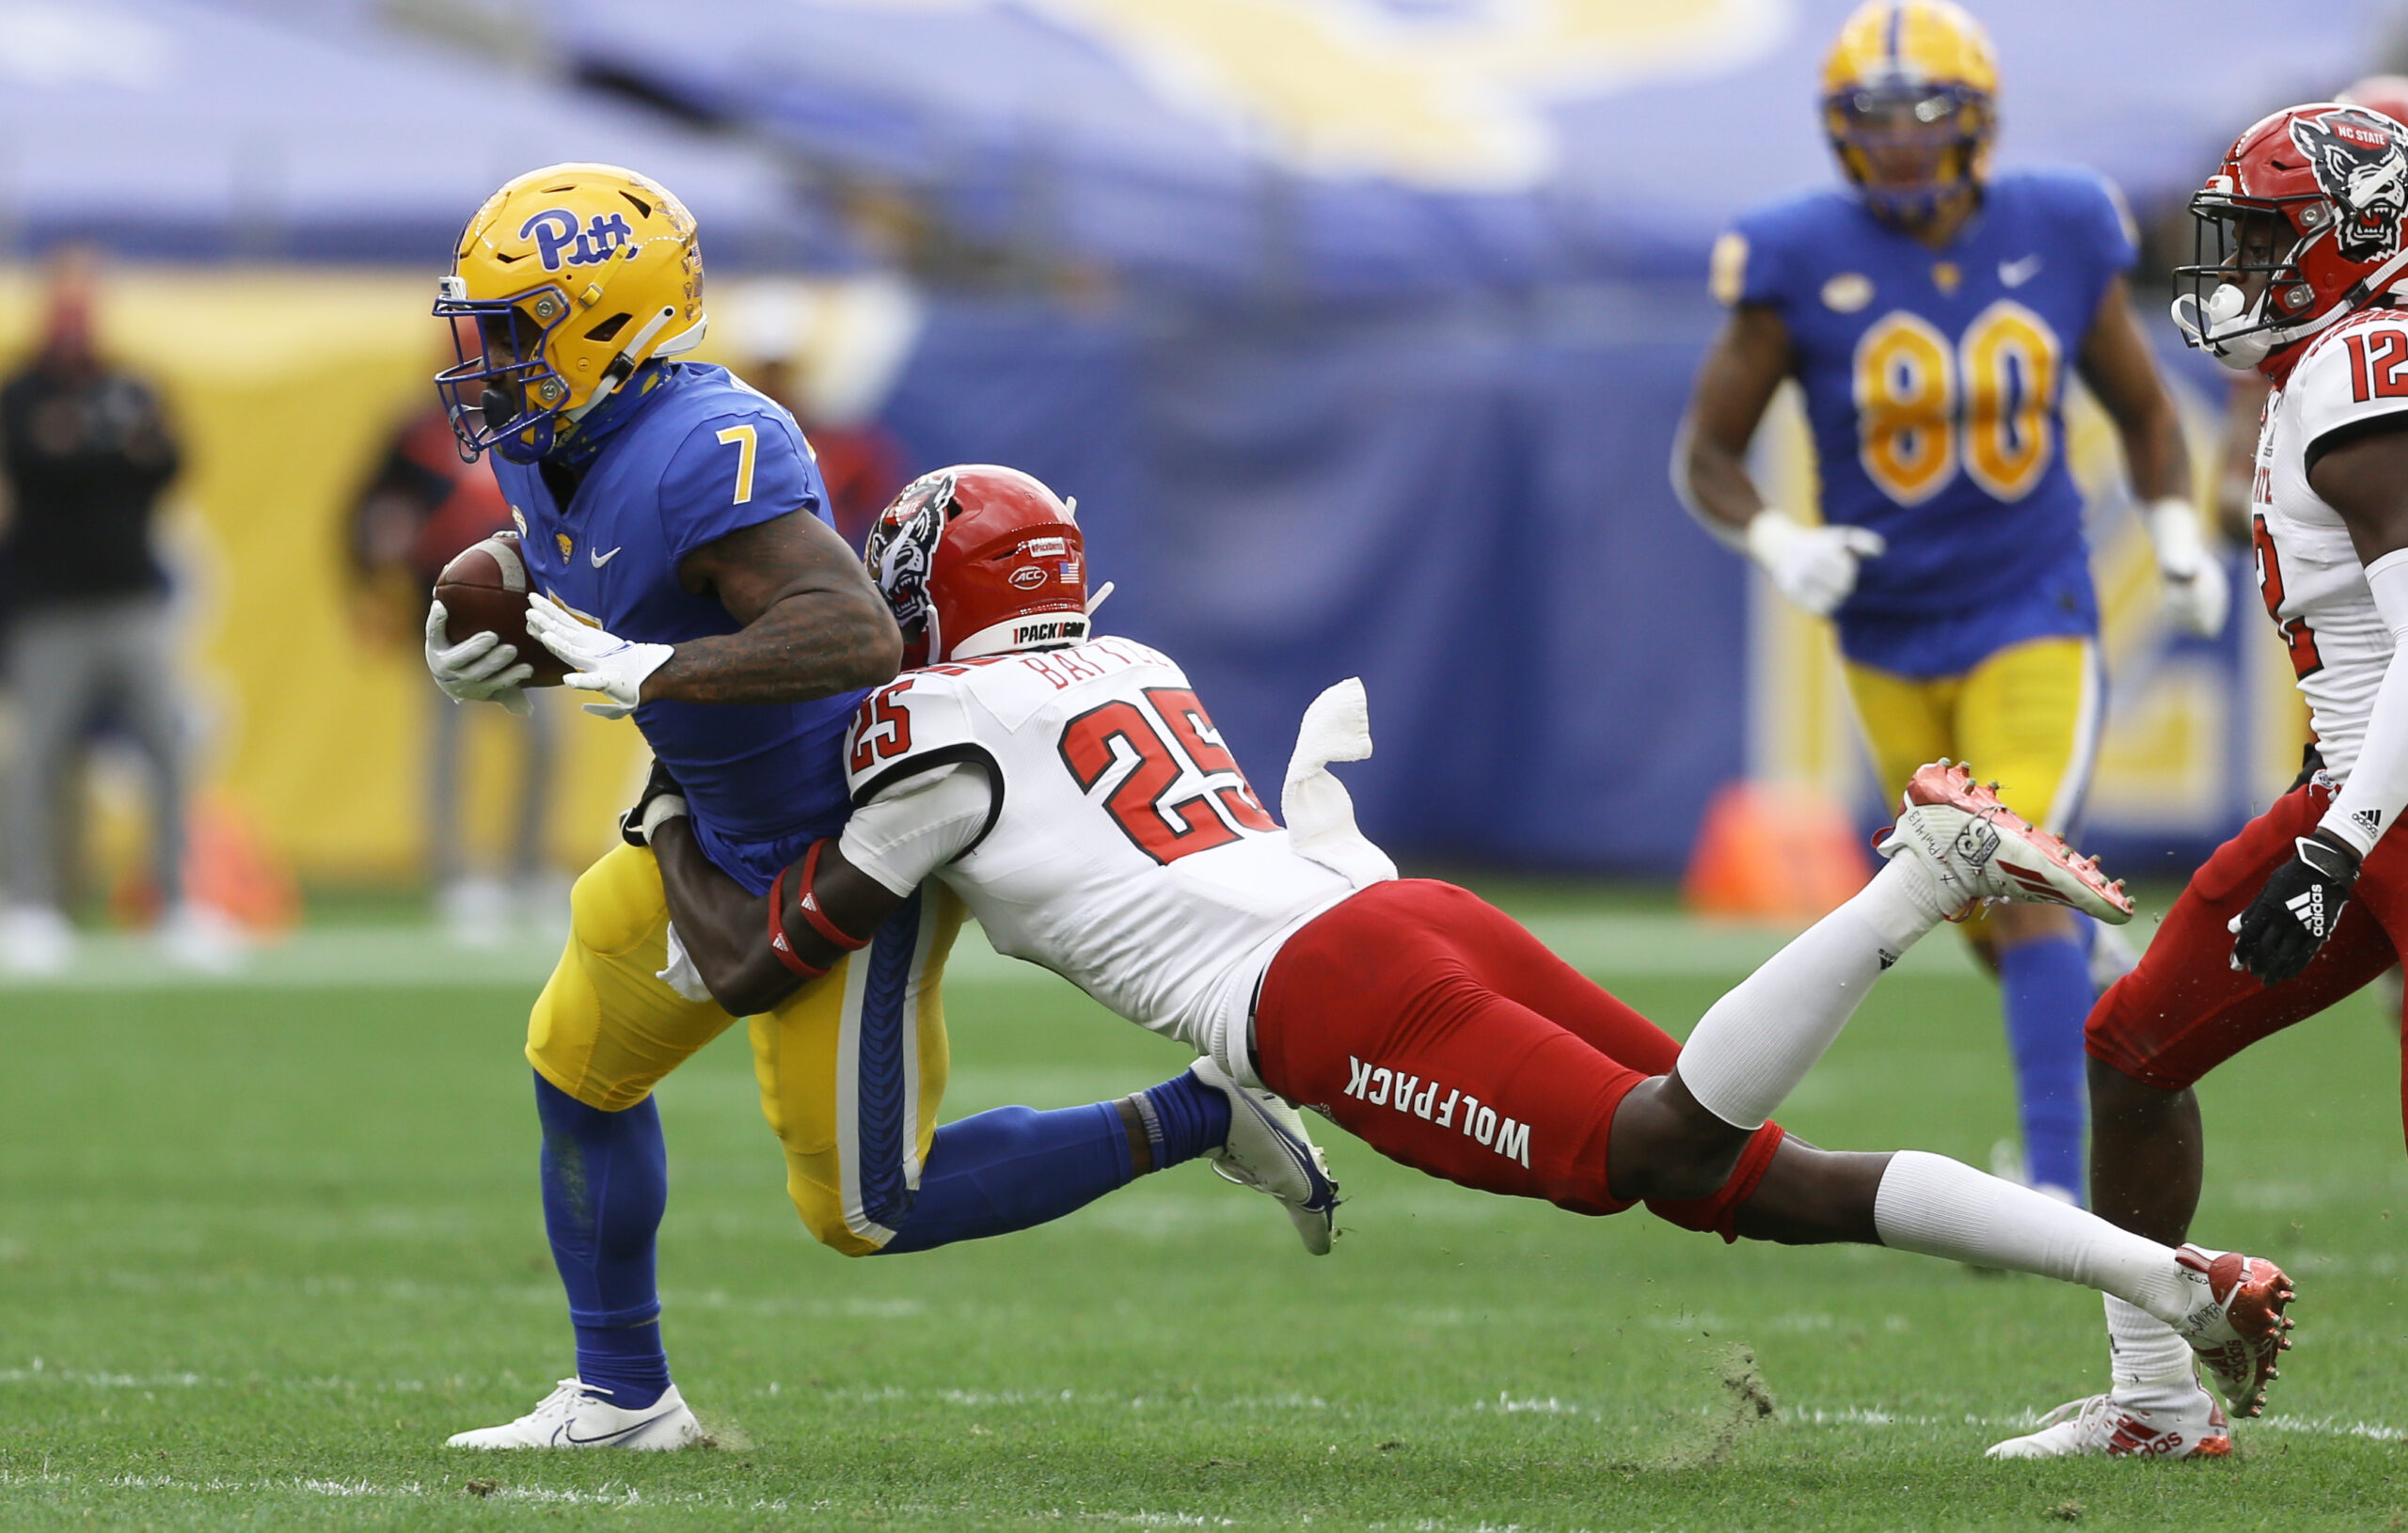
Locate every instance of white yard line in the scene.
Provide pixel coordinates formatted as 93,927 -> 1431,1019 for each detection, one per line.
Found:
0,911 -> 1989,994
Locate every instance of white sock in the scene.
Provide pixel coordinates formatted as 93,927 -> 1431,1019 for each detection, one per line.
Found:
1677,859 -> 1952,1130
2105,1296 -> 2201,1409
1872,1152 -> 2196,1322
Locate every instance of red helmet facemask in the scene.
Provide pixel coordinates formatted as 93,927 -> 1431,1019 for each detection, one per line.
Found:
2173,103 -> 2408,381
865,465 -> 1091,667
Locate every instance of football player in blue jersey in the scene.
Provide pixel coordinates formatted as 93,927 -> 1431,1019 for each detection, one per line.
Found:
422,165 -> 1333,1450
1673,2 -> 2228,1205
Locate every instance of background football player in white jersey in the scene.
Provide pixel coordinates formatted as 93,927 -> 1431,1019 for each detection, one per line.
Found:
544,463 -> 2295,1437
1988,102 -> 2408,1460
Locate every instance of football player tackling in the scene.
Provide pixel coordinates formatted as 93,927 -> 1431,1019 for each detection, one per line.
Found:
429,167 -> 1332,1451
1990,102 -> 2408,1459
576,463 -> 2292,1429
1675,1 -> 2226,1205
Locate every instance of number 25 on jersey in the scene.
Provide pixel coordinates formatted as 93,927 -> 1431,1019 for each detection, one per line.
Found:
849,676 -> 1279,868
1060,687 -> 1277,864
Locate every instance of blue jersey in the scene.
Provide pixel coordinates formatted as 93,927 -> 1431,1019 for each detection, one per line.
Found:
1719,166 -> 2137,676
491,362 -> 861,893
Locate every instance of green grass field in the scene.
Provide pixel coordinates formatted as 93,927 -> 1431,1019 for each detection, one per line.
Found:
1,892 -> 2401,1530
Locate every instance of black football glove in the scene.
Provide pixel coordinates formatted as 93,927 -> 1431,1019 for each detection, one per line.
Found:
2228,830 -> 2361,987
618,756 -> 688,848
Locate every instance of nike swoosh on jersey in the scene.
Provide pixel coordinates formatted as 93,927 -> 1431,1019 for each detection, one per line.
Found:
1999,255 -> 2044,288
589,545 -> 623,568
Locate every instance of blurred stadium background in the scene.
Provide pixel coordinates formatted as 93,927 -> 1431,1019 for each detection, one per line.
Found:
9,5 -> 2408,1526
0,0 -> 2395,929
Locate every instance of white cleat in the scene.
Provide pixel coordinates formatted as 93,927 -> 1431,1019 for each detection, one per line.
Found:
1985,1387 -> 2228,1460
2172,1244 -> 2296,1417
158,902 -> 246,975
446,1379 -> 703,1450
1877,760 -> 2135,924
1189,1056 -> 1340,1255
0,904 -> 74,976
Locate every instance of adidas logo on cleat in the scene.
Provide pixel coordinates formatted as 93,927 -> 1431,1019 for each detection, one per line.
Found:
1996,859 -> 2060,897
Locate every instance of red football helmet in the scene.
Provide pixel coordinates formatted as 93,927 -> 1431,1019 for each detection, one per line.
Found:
864,465 -> 1089,666
2174,103 -> 2408,379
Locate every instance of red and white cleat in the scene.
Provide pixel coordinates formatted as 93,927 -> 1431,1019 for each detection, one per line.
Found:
1877,760 -> 2135,925
2174,1244 -> 2296,1418
1985,1390 -> 2229,1460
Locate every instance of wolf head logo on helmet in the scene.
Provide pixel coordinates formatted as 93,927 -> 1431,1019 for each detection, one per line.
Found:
2290,108 -> 2408,263
866,469 -> 956,643
2173,103 -> 2408,378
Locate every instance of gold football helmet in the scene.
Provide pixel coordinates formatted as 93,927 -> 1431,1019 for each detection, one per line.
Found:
1821,1 -> 1999,226
434,163 -> 706,461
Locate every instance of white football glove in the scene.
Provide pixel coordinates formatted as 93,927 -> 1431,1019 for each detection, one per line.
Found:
423,600 -> 532,717
1745,509 -> 1887,618
2146,497 -> 2231,639
524,593 -> 674,719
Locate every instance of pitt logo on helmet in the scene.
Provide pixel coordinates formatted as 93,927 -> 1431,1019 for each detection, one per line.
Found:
519,208 -> 638,272
433,163 -> 708,464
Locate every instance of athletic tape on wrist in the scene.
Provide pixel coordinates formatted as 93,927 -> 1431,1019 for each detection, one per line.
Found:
638,794 -> 688,845
765,864 -> 829,980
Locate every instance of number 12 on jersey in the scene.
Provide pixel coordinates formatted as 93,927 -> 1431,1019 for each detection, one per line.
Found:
1059,687 -> 1276,864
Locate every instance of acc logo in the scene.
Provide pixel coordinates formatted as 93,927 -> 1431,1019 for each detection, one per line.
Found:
519,208 -> 637,272
1821,273 -> 1873,313
1009,566 -> 1049,590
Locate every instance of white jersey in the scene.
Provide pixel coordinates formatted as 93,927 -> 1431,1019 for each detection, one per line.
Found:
839,637 -> 1369,1080
2250,308 -> 2408,781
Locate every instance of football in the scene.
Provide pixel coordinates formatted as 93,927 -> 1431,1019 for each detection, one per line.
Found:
433,531 -> 565,686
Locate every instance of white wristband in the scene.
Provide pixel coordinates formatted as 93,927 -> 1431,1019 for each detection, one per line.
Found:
2144,497 -> 2209,578
640,794 -> 689,845
1742,508 -> 1799,565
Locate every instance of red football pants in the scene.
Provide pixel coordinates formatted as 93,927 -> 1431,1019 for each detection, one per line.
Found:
2088,781 -> 2408,1147
1254,879 -> 1785,1239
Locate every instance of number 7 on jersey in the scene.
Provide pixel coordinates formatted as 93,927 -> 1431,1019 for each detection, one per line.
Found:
715,424 -> 757,505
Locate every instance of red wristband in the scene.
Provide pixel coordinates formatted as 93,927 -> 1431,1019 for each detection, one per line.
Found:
794,839 -> 874,952
766,864 -> 828,980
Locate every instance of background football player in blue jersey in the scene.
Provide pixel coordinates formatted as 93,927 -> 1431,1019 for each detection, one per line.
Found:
1673,2 -> 2228,1205
419,165 -> 1321,1450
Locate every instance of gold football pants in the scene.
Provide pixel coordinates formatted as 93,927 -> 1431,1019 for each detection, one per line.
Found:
525,841 -> 959,1255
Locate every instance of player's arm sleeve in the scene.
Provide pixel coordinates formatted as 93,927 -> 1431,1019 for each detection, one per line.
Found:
2321,548 -> 2408,858
2293,333 -> 2408,857
838,762 -> 997,895
656,408 -> 832,564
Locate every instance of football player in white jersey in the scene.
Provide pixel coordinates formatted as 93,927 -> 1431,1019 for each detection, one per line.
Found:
1988,102 -> 2408,1460
542,464 -> 2295,1422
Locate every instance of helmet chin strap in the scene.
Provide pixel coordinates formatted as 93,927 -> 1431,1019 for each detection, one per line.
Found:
564,308 -> 707,422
